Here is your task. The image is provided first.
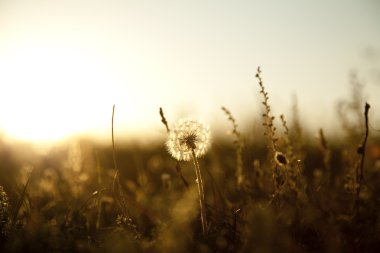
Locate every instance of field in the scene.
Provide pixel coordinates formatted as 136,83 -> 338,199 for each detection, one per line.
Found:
1,69 -> 380,253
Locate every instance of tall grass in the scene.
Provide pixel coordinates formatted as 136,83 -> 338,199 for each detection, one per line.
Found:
0,68 -> 379,252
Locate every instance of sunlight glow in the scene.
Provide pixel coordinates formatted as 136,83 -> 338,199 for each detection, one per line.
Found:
0,0 -> 379,143
0,43 -> 133,142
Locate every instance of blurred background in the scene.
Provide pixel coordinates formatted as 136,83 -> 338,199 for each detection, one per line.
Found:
1,2 -> 380,252
0,0 -> 379,145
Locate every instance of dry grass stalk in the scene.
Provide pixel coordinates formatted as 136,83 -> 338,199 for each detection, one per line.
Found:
221,106 -> 244,186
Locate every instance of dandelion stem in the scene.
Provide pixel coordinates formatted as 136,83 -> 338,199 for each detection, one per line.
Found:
191,149 -> 207,238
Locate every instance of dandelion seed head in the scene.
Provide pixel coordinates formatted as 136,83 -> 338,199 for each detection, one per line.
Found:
166,119 -> 211,161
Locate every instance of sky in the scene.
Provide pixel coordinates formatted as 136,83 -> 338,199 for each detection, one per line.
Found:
0,0 -> 379,144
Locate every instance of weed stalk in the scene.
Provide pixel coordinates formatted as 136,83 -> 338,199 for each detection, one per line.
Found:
159,107 -> 189,190
221,106 -> 244,187
355,102 -> 370,214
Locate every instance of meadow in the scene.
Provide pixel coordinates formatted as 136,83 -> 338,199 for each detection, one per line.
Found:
1,68 -> 380,253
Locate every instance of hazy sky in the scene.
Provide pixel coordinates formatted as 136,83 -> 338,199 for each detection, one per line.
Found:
0,0 -> 379,143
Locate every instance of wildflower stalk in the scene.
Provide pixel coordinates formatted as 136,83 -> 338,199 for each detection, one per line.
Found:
256,66 -> 278,154
355,102 -> 370,214
221,106 -> 244,187
159,107 -> 189,189
191,149 -> 207,238
256,67 -> 286,200
111,105 -> 120,209
111,105 -> 129,217
95,152 -> 102,230
159,107 -> 170,133
111,105 -> 118,172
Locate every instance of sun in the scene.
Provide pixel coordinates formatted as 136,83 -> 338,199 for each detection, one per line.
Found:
0,43 -> 126,142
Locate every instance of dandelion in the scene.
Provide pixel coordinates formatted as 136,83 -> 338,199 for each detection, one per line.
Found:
166,119 -> 211,161
166,118 -> 211,238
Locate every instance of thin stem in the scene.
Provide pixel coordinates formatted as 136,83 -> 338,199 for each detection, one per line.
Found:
12,170 -> 32,225
112,105 -> 118,172
191,149 -> 207,238
355,102 -> 370,215
233,208 -> 241,242
111,105 -> 128,216
111,104 -> 119,203
159,107 -> 170,133
95,151 -> 102,230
